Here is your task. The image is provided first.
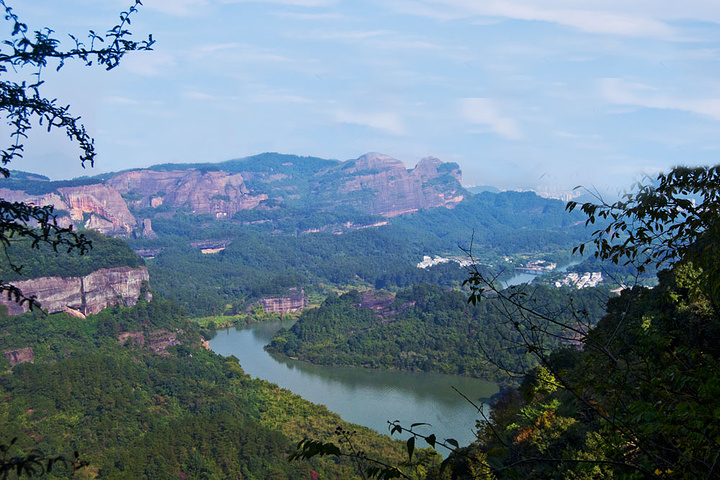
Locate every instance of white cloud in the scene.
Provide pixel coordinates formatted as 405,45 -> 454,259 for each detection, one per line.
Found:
272,11 -> 346,20
141,0 -> 208,16
183,91 -> 218,101
460,98 -> 522,140
103,96 -> 141,105
251,93 -> 314,104
294,29 -> 445,53
335,110 -> 406,135
300,30 -> 393,41
385,0 -> 683,39
193,43 -> 295,64
121,52 -> 177,77
600,78 -> 720,121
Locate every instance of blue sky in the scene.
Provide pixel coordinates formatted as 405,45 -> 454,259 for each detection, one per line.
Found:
4,0 -> 720,195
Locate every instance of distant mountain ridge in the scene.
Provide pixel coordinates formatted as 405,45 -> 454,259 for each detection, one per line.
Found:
0,152 -> 466,237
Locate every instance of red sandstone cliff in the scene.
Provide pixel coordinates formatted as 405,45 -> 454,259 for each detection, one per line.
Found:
108,169 -> 267,219
330,153 -> 464,217
0,184 -> 136,235
1,266 -> 151,316
0,152 -> 466,238
58,184 -> 137,235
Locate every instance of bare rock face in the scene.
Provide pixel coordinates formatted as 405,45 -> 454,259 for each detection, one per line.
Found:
1,266 -> 151,316
82,267 -> 151,315
333,153 -> 464,217
257,288 -> 306,314
119,330 -> 179,354
3,347 -> 34,366
0,188 -> 74,228
141,218 -> 157,239
0,152 -> 466,238
108,169 -> 267,219
57,184 -> 137,235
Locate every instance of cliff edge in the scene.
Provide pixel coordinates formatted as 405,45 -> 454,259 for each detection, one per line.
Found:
1,266 -> 152,316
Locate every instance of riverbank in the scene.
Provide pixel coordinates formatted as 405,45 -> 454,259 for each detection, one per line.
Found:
209,320 -> 498,453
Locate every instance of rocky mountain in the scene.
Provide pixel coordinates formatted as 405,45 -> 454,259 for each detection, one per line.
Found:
0,152 -> 466,237
0,184 -> 136,236
0,266 -> 151,316
107,169 -> 268,219
330,153 -> 464,216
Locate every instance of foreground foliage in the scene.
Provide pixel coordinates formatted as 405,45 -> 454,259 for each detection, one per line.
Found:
0,298 -> 411,478
0,0 -> 152,308
453,166 -> 720,479
294,166 -> 720,479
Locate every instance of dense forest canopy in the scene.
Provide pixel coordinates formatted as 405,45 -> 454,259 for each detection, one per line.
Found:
299,165 -> 720,480
267,285 -> 611,385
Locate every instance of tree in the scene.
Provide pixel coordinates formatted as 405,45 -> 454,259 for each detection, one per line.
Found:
460,165 -> 720,479
0,0 -> 153,308
292,165 -> 720,479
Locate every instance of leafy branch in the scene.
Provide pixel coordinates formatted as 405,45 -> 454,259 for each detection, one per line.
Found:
0,438 -> 88,479
0,0 -> 154,176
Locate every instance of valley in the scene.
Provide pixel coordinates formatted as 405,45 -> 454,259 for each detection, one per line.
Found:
0,151 -> 657,478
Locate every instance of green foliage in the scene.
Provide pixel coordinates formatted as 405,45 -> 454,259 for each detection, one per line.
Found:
0,202 -> 91,309
0,297 -> 409,478
134,189 -> 592,317
0,439 -> 85,479
0,0 -> 153,173
0,0 -> 152,312
455,165 -> 720,479
268,285 -> 610,384
0,229 -> 143,281
567,166 -> 719,278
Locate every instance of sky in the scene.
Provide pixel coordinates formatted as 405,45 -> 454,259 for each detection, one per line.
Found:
3,0 -> 720,196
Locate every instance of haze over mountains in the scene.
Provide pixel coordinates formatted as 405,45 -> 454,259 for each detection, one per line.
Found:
2,152 -> 467,237
1,151 -> 597,319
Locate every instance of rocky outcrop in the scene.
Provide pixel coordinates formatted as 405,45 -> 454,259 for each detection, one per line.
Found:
257,288 -> 306,314
331,153 -> 464,217
0,152 -> 466,237
141,218 -> 157,239
1,266 -> 151,316
58,184 -> 137,236
119,329 -> 180,354
0,184 -> 136,235
108,169 -> 267,219
0,188 -> 74,228
3,347 -> 34,366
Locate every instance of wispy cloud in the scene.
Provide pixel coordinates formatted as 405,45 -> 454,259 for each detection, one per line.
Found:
142,0 -> 208,16
294,29 -> 445,53
335,110 -> 406,135
272,11 -> 346,20
251,93 -> 314,104
121,52 -> 177,77
385,0 -> 679,39
300,30 -> 393,41
460,98 -> 522,140
221,0 -> 338,6
103,96 -> 141,105
193,43 -> 295,64
183,91 -> 218,101
600,78 -> 720,121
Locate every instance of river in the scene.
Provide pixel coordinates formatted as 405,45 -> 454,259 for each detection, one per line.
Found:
500,259 -> 583,289
209,319 -> 499,451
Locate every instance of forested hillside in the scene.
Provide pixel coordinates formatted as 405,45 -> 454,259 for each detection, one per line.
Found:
0,300 -> 413,478
136,188 -> 592,316
267,285 -> 611,384
0,230 -> 144,281
459,167 -> 720,479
